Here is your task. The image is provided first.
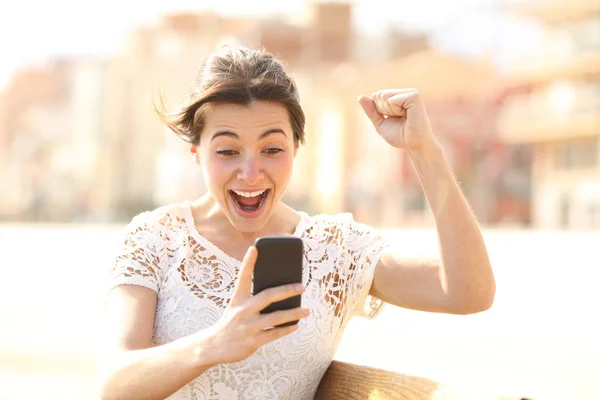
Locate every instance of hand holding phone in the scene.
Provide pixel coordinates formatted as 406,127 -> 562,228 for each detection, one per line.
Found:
252,236 -> 304,327
204,246 -> 309,366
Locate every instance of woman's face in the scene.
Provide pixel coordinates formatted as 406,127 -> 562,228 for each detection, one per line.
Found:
193,100 -> 298,233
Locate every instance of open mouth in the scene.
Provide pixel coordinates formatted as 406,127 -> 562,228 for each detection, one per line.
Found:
229,189 -> 270,214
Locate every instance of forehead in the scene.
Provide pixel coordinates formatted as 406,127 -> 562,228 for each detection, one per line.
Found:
203,100 -> 291,131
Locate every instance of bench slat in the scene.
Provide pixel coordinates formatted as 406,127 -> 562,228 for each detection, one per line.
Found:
315,361 -> 519,400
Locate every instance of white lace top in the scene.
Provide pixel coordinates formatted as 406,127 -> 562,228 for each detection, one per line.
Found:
109,201 -> 388,400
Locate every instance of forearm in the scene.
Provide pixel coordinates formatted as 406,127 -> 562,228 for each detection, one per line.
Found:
407,143 -> 496,312
99,332 -> 215,400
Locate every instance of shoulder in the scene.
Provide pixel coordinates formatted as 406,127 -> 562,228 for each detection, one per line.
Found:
301,212 -> 381,243
303,212 -> 387,253
119,202 -> 192,250
303,212 -> 374,232
303,212 -> 353,227
125,202 -> 190,233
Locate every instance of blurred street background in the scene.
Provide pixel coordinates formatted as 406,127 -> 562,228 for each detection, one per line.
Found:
0,0 -> 599,399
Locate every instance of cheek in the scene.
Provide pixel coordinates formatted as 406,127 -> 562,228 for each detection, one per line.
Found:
202,157 -> 234,187
267,154 -> 295,181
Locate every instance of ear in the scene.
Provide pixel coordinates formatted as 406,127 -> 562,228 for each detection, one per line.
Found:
190,145 -> 201,165
293,141 -> 300,157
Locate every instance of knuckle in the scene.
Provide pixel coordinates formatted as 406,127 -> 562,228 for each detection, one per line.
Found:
238,321 -> 251,333
260,312 -> 282,328
272,285 -> 289,298
254,290 -> 270,305
230,306 -> 247,322
254,285 -> 299,310
265,286 -> 287,301
260,313 -> 280,328
240,324 -> 257,342
281,284 -> 296,297
272,309 -> 302,325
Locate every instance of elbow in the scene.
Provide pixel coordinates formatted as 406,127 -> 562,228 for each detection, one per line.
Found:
99,390 -> 113,400
98,382 -> 113,400
99,381 -> 132,400
460,266 -> 497,315
97,363 -> 125,400
454,283 -> 496,315
454,299 -> 493,315
98,371 -> 141,400
98,374 -> 118,400
464,294 -> 495,314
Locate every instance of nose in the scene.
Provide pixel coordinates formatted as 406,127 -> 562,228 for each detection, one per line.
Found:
237,155 -> 264,185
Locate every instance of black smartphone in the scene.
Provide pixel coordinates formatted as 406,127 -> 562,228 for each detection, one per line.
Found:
252,236 -> 304,327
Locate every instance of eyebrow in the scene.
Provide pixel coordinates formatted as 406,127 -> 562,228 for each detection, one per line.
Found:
210,128 -> 288,142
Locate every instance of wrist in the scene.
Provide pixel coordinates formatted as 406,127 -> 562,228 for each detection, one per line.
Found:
179,329 -> 219,371
406,141 -> 455,186
406,140 -> 445,163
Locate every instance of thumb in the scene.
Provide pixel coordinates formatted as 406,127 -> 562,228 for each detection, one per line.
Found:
357,95 -> 384,130
231,246 -> 257,304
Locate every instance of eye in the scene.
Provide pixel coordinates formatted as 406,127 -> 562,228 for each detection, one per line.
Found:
216,150 -> 239,157
263,148 -> 284,156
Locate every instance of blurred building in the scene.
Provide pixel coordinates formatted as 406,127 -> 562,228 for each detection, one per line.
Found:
0,59 -> 106,221
99,12 -> 234,220
98,3 -> 362,220
499,0 -> 600,229
98,2 -> 434,222
305,51 -> 507,227
0,1 -> 511,226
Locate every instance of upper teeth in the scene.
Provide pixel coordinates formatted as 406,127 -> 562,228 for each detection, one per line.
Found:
232,189 -> 266,198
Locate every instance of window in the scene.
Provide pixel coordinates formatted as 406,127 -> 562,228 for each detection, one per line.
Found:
563,13 -> 600,53
554,137 -> 599,170
560,195 -> 570,229
589,202 -> 600,229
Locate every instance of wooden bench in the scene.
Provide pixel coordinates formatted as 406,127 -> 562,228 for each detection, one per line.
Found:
315,361 -> 524,400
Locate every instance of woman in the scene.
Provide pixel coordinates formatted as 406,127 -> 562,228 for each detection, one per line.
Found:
100,46 -> 496,399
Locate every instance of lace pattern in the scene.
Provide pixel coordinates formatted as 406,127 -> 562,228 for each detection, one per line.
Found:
109,202 -> 388,400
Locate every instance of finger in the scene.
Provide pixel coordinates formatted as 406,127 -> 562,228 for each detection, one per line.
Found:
231,246 -> 257,303
388,90 -> 421,110
376,88 -> 418,101
256,323 -> 299,347
373,88 -> 417,107
357,95 -> 384,129
255,307 -> 310,330
376,89 -> 418,117
249,283 -> 304,313
389,91 -> 430,125
373,91 -> 396,117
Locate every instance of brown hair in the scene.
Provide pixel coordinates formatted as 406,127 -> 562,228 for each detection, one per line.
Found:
154,46 -> 305,146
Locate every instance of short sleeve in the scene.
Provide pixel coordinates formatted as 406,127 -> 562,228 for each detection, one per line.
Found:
345,218 -> 389,319
108,212 -> 165,294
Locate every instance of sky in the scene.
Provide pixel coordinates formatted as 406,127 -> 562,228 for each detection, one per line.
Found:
0,0 -> 540,89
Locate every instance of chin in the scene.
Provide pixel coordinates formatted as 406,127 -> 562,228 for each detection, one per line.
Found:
227,212 -> 272,235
